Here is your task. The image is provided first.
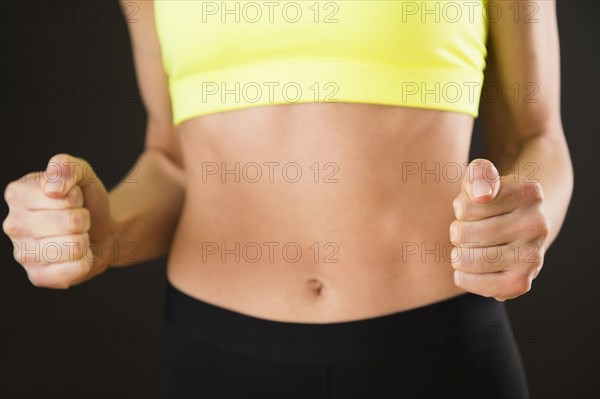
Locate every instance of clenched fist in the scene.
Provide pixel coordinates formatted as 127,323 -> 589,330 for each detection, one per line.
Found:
3,154 -> 118,289
450,158 -> 550,301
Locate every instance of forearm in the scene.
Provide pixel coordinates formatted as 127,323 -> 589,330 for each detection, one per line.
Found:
496,131 -> 573,247
107,149 -> 185,266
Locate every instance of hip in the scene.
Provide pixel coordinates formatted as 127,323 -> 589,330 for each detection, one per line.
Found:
157,280 -> 529,398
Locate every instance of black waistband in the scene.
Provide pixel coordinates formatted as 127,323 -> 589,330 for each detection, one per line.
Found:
164,281 -> 508,365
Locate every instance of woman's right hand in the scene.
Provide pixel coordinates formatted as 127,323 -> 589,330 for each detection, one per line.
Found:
3,154 -> 119,289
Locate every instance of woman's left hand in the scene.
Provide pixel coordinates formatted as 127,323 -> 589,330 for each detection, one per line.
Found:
450,158 -> 551,301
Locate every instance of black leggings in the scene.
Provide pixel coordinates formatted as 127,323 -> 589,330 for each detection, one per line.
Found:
157,282 -> 528,398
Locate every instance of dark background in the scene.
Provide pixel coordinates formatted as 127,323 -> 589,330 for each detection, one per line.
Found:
1,1 -> 598,398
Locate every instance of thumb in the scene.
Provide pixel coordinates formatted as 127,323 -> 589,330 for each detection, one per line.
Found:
42,153 -> 98,199
462,158 -> 501,204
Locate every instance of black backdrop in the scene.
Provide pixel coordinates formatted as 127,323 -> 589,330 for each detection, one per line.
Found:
0,1 -> 598,398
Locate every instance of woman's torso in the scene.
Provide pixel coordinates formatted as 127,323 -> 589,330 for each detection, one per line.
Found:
153,0 -> 487,322
167,103 -> 473,322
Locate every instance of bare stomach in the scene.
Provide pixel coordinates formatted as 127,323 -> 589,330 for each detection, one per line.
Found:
167,102 -> 474,323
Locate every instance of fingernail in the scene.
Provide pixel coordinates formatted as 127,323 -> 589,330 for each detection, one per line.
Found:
473,180 -> 492,198
45,177 -> 65,193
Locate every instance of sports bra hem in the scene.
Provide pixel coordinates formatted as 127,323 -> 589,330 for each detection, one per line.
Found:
169,58 -> 484,126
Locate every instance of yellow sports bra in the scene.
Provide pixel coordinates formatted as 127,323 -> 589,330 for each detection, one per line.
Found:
154,0 -> 489,126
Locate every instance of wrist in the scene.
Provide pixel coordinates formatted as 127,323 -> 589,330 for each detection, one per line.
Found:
95,217 -> 122,269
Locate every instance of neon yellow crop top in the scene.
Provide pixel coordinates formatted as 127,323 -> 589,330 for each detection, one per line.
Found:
154,0 -> 489,126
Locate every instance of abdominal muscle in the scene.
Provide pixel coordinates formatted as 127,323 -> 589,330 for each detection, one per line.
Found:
167,102 -> 474,323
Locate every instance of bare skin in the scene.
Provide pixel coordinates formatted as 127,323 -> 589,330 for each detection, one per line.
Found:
3,1 -> 572,323
168,104 -> 473,322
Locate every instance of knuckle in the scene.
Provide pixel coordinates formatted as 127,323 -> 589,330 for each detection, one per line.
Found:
82,162 -> 95,179
72,245 -> 84,261
12,246 -> 26,266
26,269 -> 44,288
49,153 -> 73,166
4,181 -> 18,203
522,220 -> 536,237
80,208 -> 91,230
65,186 -> 83,208
451,247 -> 464,269
75,258 -> 91,274
529,248 -> 545,269
453,270 -> 464,287
66,208 -> 90,233
14,245 -> 40,267
2,216 -> 21,236
65,239 -> 83,261
27,268 -> 71,290
521,181 -> 544,203
69,234 -> 89,260
47,279 -> 71,290
41,240 -> 60,262
453,197 -> 470,220
47,153 -> 76,180
508,273 -> 532,296
526,216 -> 550,239
538,218 -> 550,239
69,211 -> 83,232
453,260 -> 464,272
452,197 -> 461,215
450,220 -> 462,244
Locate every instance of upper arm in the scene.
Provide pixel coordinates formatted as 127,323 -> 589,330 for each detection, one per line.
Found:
119,0 -> 182,167
481,0 -> 563,166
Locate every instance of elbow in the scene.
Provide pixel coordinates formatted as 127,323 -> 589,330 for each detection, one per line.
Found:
143,118 -> 185,171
